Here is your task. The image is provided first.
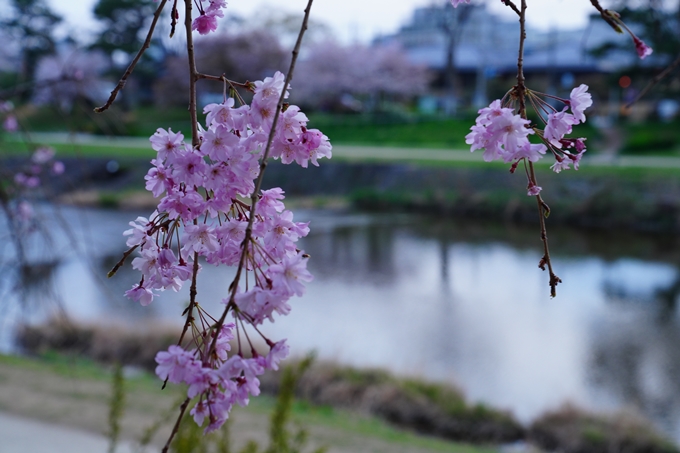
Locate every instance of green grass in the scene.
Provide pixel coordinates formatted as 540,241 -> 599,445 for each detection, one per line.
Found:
0,139 -> 154,158
308,114 -> 474,149
7,105 -> 680,155
620,119 -> 680,155
0,352 -> 495,453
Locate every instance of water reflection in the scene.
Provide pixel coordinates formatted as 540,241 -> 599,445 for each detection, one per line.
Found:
2,206 -> 680,442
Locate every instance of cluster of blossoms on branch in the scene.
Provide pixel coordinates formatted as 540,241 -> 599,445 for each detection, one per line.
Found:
0,98 -> 65,239
120,71 -> 331,431
465,84 -> 592,195
14,147 -> 65,189
192,0 -> 228,35
449,0 -> 654,297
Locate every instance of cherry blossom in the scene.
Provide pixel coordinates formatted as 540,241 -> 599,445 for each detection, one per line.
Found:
633,36 -> 653,59
467,84 -> 592,186
119,71 -> 331,432
568,84 -> 593,123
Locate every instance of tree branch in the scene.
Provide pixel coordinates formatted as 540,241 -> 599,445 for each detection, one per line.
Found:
500,0 -> 521,17
627,51 -> 680,107
94,0 -> 169,113
207,0 -> 315,360
161,397 -> 191,453
196,73 -> 252,88
184,0 -> 199,147
516,0 -> 560,297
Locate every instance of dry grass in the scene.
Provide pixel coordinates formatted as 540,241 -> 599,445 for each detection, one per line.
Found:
529,403 -> 678,453
18,319 -> 523,445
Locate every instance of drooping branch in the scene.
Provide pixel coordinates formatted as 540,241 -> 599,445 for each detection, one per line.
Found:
207,0 -> 315,359
627,51 -> 680,107
184,0 -> 199,147
158,1 -> 315,449
94,0 -> 169,113
515,0 -> 560,297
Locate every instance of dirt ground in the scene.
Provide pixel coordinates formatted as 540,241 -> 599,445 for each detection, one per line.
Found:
0,356 -> 490,453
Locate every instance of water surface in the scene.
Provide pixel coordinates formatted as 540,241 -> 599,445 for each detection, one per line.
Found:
3,205 -> 680,441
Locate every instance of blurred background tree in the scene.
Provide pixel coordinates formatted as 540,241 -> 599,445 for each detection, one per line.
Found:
1,0 -> 62,101
91,0 -> 164,107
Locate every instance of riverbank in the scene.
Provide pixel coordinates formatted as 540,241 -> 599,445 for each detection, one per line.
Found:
0,351 -> 496,453
10,320 -> 680,453
6,149 -> 678,233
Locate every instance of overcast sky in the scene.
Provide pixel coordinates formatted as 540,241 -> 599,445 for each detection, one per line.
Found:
45,0 -> 611,43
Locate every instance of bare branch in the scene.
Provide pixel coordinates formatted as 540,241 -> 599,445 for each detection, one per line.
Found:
184,0 -> 199,147
516,0 -> 560,297
196,73 -> 252,88
161,397 -> 191,453
500,0 -> 521,16
590,0 -> 623,32
627,52 -> 680,107
94,0 -> 169,113
170,0 -> 179,37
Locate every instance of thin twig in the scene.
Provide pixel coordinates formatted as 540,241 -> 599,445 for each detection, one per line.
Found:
94,0 -> 169,113
206,0 -> 315,360
500,0 -> 521,16
196,73 -> 251,88
170,0 -> 179,37
157,0 -> 201,440
529,162 -> 561,297
185,0 -> 200,147
161,397 -> 191,453
0,75 -> 77,99
516,0 -> 560,297
627,52 -> 680,107
516,0 -> 527,118
107,245 -> 139,278
176,252 -> 200,346
589,0 -> 622,32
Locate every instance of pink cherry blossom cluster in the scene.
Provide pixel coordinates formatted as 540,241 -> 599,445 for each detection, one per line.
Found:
10,147 -> 65,228
191,0 -> 227,35
155,325 -> 290,432
1,100 -> 64,232
465,84 -> 592,195
1,101 -> 17,132
121,71 -> 330,431
13,147 -> 65,189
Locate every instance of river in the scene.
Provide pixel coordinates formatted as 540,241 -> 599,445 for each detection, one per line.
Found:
2,204 -> 680,442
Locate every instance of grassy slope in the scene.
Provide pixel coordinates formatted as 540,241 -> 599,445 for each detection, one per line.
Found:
0,353 -> 496,453
11,105 -> 680,154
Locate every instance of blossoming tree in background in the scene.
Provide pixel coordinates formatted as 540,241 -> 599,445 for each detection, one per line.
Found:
100,0 -> 658,449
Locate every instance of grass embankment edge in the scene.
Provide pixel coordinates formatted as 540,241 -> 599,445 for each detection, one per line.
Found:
0,352 -> 494,453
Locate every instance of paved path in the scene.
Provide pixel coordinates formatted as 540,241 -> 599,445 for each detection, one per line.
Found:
10,132 -> 680,169
0,412 -> 133,453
